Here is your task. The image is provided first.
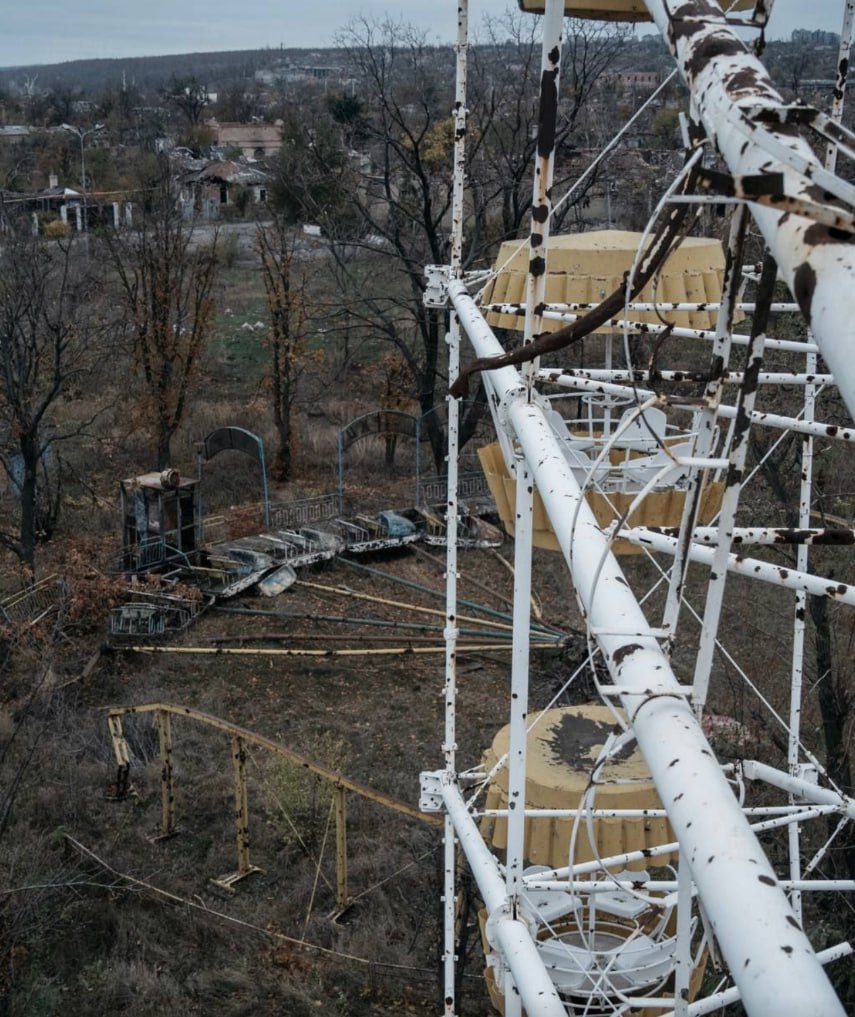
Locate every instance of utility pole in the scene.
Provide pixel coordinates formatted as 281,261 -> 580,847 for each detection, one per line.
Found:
60,122 -> 104,233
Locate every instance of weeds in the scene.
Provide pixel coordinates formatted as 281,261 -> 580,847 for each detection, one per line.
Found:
261,730 -> 350,851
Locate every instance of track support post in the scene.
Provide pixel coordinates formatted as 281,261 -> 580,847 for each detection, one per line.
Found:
212,734 -> 261,892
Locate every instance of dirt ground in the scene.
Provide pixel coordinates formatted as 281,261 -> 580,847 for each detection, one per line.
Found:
5,510 -> 850,1014
3,541 -> 588,1017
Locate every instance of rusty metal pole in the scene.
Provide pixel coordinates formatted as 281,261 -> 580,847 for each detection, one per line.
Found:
334,786 -> 348,914
643,0 -> 855,420
157,709 -> 176,837
107,713 -> 132,798
231,734 -> 251,876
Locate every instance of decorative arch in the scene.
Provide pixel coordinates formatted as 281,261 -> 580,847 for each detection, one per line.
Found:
197,426 -> 270,528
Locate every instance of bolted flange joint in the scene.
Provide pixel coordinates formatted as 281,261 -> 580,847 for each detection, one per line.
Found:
424,265 -> 453,309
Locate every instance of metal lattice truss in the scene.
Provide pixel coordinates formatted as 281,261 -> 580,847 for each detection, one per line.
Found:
421,2 -> 855,1016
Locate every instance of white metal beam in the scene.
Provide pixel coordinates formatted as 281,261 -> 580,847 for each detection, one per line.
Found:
448,277 -> 846,1017
440,778 -> 566,1017
742,760 -> 855,820
620,527 -> 855,606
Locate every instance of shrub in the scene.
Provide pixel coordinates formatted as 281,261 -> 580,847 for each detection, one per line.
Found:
261,731 -> 350,850
44,219 -> 73,238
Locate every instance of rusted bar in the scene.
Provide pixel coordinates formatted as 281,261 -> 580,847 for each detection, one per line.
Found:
121,643 -> 520,658
334,786 -> 348,915
106,713 -> 132,799
211,733 -> 261,891
157,710 -> 175,837
106,702 -> 441,826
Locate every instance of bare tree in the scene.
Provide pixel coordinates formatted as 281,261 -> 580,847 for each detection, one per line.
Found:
268,15 -> 625,472
46,80 -> 83,126
0,227 -> 104,575
315,19 -> 473,470
162,74 -> 210,127
107,165 -> 219,469
215,80 -> 265,124
256,216 -> 314,481
468,12 -> 629,247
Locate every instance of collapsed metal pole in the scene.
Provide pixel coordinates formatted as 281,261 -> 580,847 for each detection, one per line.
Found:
124,643 -> 522,657
448,277 -> 846,1016
232,735 -> 251,875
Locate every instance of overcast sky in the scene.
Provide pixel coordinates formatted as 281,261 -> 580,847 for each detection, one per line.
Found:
0,1 -> 845,69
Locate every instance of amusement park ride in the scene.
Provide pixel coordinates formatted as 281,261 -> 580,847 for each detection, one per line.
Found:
418,1 -> 855,1015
